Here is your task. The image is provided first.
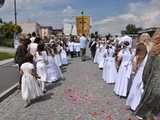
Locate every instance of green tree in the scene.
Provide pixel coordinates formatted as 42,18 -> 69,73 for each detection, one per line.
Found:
123,24 -> 143,34
0,23 -> 22,47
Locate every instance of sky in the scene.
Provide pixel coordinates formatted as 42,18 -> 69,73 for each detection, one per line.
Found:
0,0 -> 160,34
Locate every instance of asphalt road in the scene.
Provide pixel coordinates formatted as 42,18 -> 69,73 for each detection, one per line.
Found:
0,62 -> 19,94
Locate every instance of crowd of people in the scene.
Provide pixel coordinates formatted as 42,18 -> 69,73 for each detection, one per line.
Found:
68,35 -> 81,58
89,31 -> 160,120
68,34 -> 88,61
15,32 -> 69,107
14,30 -> 160,119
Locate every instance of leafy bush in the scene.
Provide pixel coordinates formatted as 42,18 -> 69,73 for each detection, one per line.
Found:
0,23 -> 22,47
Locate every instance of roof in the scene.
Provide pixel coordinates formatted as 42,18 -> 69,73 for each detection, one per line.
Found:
138,27 -> 160,34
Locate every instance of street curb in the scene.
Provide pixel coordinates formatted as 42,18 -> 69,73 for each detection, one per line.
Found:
0,83 -> 18,103
0,47 -> 16,54
0,58 -> 14,66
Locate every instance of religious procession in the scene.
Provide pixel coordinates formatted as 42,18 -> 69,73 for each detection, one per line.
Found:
89,31 -> 160,120
1,0 -> 160,120
12,29 -> 160,120
14,32 -> 88,106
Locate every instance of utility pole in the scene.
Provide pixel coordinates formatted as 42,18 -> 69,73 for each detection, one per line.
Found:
14,0 -> 17,25
0,0 -> 5,8
81,11 -> 84,35
13,0 -> 18,49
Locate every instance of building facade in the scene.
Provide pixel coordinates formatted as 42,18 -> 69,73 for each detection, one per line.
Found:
18,21 -> 41,35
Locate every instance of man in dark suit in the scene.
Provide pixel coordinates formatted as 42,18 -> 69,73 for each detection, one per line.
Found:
89,38 -> 97,61
89,33 -> 98,61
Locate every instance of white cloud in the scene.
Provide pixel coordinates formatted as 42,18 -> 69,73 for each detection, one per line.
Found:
2,0 -> 160,34
63,5 -> 75,17
62,5 -> 79,26
0,0 -> 70,28
92,0 -> 160,34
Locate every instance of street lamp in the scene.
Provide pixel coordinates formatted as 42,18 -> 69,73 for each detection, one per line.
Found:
14,0 -> 17,25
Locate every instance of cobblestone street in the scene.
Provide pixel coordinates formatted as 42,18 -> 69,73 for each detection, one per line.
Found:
0,56 -> 136,120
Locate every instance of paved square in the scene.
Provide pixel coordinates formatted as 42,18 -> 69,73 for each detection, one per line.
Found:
0,57 -> 136,120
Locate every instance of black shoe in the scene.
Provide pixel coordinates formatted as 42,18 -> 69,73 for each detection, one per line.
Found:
43,90 -> 47,94
99,68 -> 103,70
24,100 -> 31,108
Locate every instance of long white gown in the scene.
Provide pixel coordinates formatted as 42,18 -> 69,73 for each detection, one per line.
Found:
35,51 -> 47,82
47,55 -> 63,82
28,43 -> 38,57
98,45 -> 106,69
103,47 -> 117,83
21,62 -> 42,101
68,42 -> 74,53
75,43 -> 80,53
60,47 -> 68,65
54,54 -> 62,67
114,48 -> 132,97
126,55 -> 148,111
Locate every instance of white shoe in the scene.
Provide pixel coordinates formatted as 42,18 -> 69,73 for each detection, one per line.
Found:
136,115 -> 143,120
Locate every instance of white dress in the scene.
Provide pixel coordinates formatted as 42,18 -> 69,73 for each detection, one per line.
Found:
73,42 -> 77,52
75,43 -> 80,52
55,46 -> 62,67
28,43 -> 38,57
98,45 -> 106,69
103,47 -> 117,83
54,54 -> 62,67
68,42 -> 74,52
114,48 -> 132,97
47,55 -> 63,82
60,47 -> 68,65
21,62 -> 42,101
126,55 -> 148,111
35,51 -> 47,82
94,45 -> 100,64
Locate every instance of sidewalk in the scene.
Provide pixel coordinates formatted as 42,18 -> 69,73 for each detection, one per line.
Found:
0,47 -> 16,54
0,58 -> 14,66
0,56 -> 136,120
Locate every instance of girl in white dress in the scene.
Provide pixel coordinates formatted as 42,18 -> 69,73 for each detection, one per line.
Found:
28,41 -> 38,59
53,44 -> 62,67
35,44 -> 48,93
103,44 -> 117,83
98,42 -> 106,69
60,45 -> 68,65
114,41 -> 133,97
68,40 -> 74,58
75,42 -> 80,57
126,43 -> 148,111
46,48 -> 64,82
20,53 -> 42,107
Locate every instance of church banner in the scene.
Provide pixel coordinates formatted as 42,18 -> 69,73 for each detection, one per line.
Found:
76,16 -> 90,36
